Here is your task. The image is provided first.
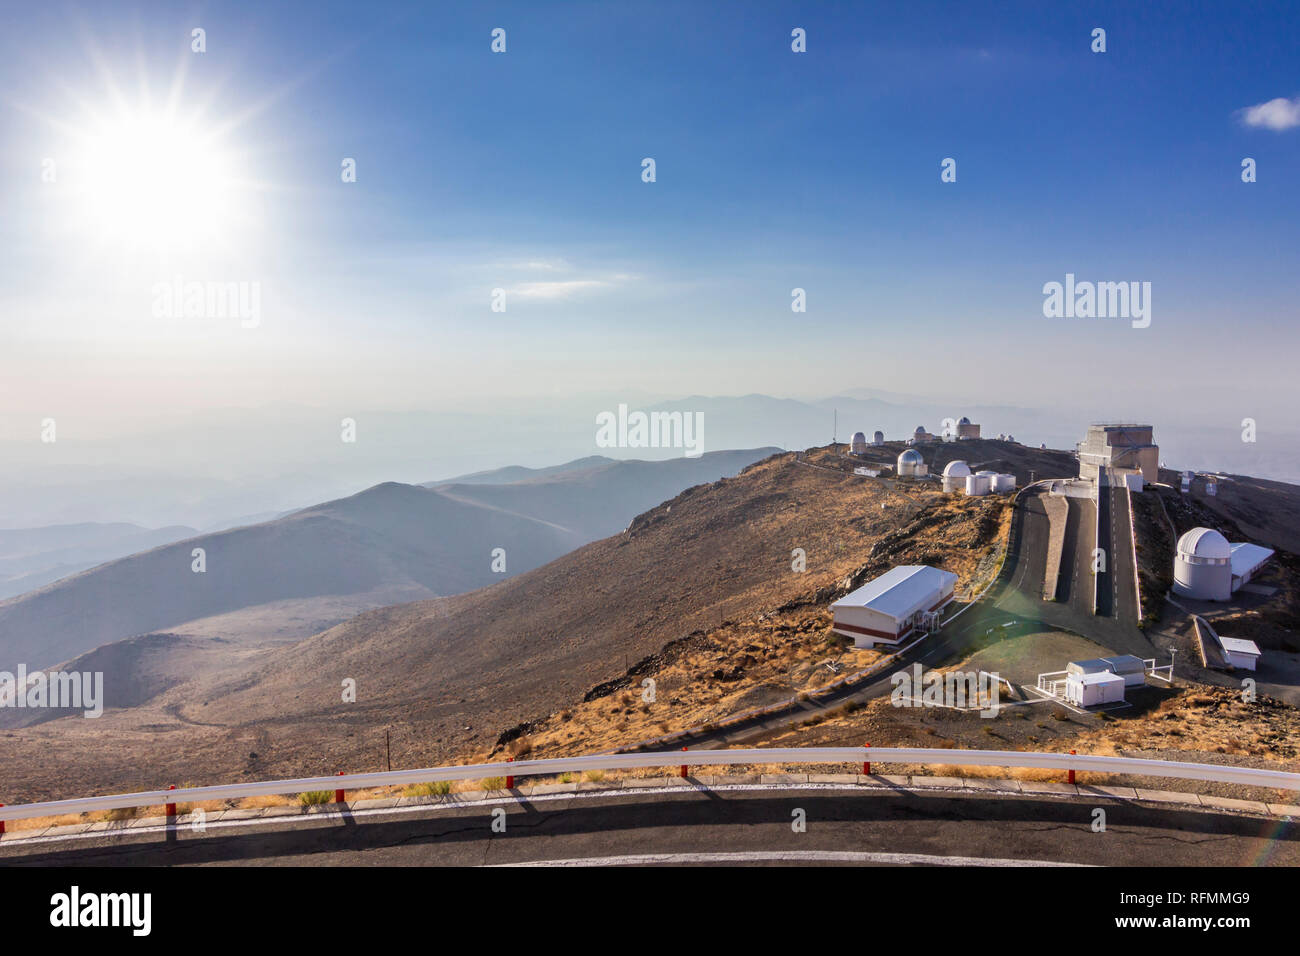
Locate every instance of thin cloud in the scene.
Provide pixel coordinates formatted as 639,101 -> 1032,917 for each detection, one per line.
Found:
512,279 -> 610,300
1239,95 -> 1300,131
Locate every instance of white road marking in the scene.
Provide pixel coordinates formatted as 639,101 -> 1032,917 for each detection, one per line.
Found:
496,850 -> 1090,867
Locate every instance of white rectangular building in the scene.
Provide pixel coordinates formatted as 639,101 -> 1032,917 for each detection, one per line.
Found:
1066,671 -> 1126,707
1067,655 -> 1147,688
1230,542 -> 1274,591
831,565 -> 958,649
1219,637 -> 1261,671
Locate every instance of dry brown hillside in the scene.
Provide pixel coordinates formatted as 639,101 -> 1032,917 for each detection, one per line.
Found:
2,448 -> 1007,800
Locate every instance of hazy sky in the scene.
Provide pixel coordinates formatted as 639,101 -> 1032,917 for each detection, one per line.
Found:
2,1 -> 1298,442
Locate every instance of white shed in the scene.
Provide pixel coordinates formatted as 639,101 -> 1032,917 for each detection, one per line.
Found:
1066,671 -> 1126,707
1219,637 -> 1261,671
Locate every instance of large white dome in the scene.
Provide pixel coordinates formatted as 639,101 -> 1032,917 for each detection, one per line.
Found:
898,449 -> 923,465
942,460 -> 971,478
1177,527 -> 1230,560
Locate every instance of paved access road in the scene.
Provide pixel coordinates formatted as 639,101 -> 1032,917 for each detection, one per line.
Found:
997,482 -> 1153,660
1,786 -> 1292,867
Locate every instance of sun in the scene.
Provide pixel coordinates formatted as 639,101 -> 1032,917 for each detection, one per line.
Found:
71,105 -> 247,254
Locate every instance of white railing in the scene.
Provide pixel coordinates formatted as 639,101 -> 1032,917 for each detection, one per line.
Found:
1037,670 -> 1069,696
4,747 -> 1298,824
1142,659 -> 1174,683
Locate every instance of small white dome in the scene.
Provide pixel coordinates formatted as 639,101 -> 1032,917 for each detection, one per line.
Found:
942,460 -> 971,478
873,430 -> 884,442
958,416 -> 971,425
914,425 -> 927,435
851,431 -> 867,444
1178,527 -> 1230,560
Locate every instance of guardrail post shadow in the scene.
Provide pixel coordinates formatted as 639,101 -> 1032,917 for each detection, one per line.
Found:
334,771 -> 345,804
1068,750 -> 1076,785
862,743 -> 871,776
506,758 -> 514,790
680,747 -> 688,779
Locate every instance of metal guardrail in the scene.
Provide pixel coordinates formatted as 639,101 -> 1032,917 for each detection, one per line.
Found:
3,747 -> 1298,824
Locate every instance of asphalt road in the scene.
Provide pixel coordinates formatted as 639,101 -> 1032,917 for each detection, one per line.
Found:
2,786 -> 1293,867
997,485 -> 1153,660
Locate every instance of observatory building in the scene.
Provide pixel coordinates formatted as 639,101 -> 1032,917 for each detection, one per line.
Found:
1077,424 -> 1158,485
955,416 -> 981,440
1171,527 -> 1273,602
1173,528 -> 1232,601
831,565 -> 958,648
849,431 -> 869,455
897,448 -> 928,477
908,425 -> 937,444
942,460 -> 972,493
872,430 -> 884,446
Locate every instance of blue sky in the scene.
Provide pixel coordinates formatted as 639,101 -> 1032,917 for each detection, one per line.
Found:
1,0 -> 1298,436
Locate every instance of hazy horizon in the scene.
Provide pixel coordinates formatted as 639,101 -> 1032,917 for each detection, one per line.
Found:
3,1 -> 1298,524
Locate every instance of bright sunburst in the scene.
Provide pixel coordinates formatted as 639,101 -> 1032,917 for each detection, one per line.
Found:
77,106 -> 240,250
68,103 -> 247,254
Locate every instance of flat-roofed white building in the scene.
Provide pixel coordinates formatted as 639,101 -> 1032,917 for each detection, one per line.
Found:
1066,670 -> 1125,707
1230,542 -> 1274,591
1068,655 -> 1148,688
1218,637 -> 1261,671
831,565 -> 958,649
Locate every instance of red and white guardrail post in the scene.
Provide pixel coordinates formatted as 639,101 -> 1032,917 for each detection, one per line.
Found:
863,743 -> 871,776
680,747 -> 688,778
334,772 -> 345,804
1068,750 -> 1076,785
165,785 -> 176,819
506,758 -> 514,790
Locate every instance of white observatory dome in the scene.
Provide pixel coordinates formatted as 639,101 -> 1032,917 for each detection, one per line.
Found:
1173,527 -> 1232,601
941,460 -> 972,493
1177,527 -> 1231,560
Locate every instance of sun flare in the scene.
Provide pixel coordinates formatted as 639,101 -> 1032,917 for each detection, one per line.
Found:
72,106 -> 245,252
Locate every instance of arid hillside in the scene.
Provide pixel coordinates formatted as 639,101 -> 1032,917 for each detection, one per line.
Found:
0,448 -> 775,672
3,446 -> 1004,799
7,441 -> 1300,804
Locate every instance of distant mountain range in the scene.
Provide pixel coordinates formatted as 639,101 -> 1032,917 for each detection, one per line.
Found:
0,522 -> 198,601
0,447 -> 778,672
